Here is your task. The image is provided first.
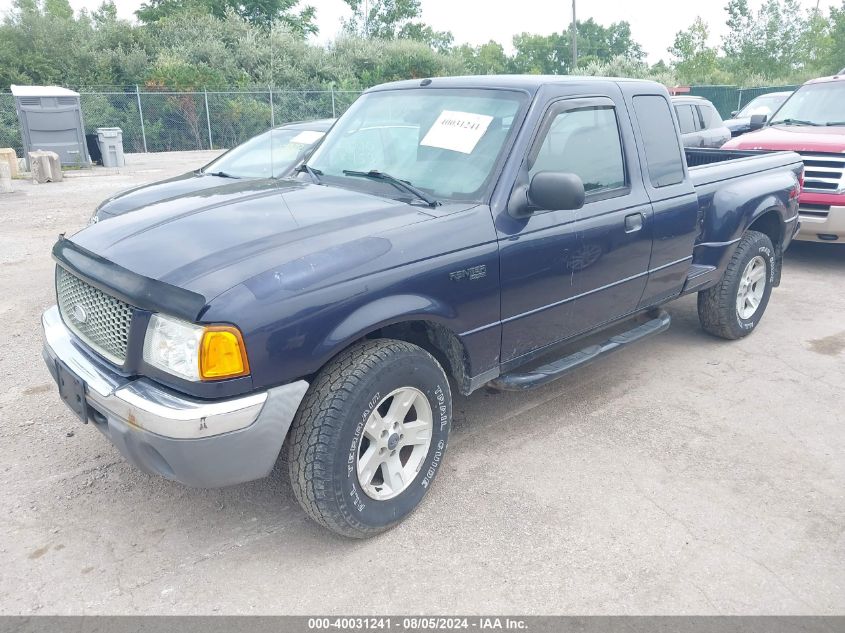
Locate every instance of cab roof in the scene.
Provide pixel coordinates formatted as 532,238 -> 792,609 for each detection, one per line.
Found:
367,74 -> 665,95
671,95 -> 709,103
804,74 -> 845,85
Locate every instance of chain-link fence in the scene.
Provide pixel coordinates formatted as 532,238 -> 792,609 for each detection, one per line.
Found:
0,92 -> 22,156
0,87 -> 362,158
687,85 -> 799,118
0,84 -> 799,158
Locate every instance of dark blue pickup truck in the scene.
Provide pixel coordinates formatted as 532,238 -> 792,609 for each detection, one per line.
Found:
42,76 -> 802,537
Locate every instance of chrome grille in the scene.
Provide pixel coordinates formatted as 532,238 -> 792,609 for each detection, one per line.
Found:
797,152 -> 845,193
56,266 -> 134,364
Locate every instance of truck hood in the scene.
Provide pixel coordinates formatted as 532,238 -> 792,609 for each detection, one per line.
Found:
70,179 -> 451,301
95,171 -> 240,218
723,124 -> 845,152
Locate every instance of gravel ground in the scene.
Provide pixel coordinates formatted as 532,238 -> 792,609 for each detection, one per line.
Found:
0,152 -> 843,615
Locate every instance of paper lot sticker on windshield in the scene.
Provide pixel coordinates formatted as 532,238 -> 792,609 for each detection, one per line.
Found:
290,130 -> 325,145
420,110 -> 494,154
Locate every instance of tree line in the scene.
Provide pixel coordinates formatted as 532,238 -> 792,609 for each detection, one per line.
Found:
670,0 -> 845,84
1,0 -> 843,93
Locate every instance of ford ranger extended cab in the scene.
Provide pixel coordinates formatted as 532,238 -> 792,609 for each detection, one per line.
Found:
42,76 -> 802,538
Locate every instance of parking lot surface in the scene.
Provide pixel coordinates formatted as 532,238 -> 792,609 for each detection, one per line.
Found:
0,152 -> 842,615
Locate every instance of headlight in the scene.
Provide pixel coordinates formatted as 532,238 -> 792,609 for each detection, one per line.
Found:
143,314 -> 250,381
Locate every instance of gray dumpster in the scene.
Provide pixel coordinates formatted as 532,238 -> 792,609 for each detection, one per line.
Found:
11,85 -> 90,168
96,127 -> 125,167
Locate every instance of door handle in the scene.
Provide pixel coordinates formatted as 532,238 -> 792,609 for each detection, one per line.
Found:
624,213 -> 644,233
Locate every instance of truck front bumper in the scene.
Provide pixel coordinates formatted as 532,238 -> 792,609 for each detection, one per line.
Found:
797,203 -> 845,243
41,305 -> 309,488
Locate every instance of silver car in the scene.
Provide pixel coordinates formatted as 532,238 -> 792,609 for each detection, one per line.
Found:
672,96 -> 731,148
723,91 -> 793,137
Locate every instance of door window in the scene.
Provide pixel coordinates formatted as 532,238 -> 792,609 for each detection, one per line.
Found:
529,105 -> 626,195
676,105 -> 698,134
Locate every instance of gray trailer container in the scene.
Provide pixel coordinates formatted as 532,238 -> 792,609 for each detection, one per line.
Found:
11,85 -> 90,168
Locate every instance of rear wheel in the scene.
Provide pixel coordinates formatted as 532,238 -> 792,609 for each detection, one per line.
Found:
288,339 -> 451,538
697,230 -> 775,340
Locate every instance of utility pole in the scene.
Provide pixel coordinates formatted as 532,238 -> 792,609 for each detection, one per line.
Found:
571,0 -> 577,71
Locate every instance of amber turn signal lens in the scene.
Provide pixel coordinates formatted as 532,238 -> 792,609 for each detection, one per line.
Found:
199,326 -> 250,380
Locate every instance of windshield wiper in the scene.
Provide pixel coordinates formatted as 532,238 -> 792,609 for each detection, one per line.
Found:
770,118 -> 822,126
824,121 -> 845,126
342,170 -> 438,207
205,170 -> 239,178
295,163 -> 323,184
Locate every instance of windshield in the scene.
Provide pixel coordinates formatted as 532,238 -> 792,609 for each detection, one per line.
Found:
203,127 -> 325,178
306,88 -> 527,201
769,82 -> 845,126
737,94 -> 789,118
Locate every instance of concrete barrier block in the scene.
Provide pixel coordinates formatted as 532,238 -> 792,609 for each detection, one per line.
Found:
29,150 -> 62,183
0,162 -> 12,193
0,148 -> 18,179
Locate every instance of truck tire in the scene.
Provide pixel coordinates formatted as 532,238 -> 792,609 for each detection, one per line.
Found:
288,339 -> 451,538
697,230 -> 775,340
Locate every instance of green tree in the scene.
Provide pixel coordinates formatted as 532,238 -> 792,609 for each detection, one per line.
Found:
12,0 -> 38,17
341,0 -> 453,52
43,0 -> 73,19
814,1 -> 845,75
329,35 -> 463,86
0,0 -> 102,87
342,0 -> 414,38
828,2 -> 845,72
455,41 -> 509,75
721,0 -> 808,80
136,0 -> 317,34
668,16 -> 719,83
650,59 -> 671,75
580,55 -> 677,86
576,18 -> 644,64
92,0 -> 117,23
510,20 -> 644,75
799,6 -> 833,75
397,22 -> 453,53
510,32 -> 569,74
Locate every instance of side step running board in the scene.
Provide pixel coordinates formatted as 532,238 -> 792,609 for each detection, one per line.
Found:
489,310 -> 671,391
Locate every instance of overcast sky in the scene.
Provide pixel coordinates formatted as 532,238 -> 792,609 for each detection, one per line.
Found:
0,0 -> 832,63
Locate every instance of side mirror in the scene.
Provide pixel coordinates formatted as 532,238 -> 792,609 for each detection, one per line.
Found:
749,114 -> 767,130
730,110 -> 739,117
529,171 -> 585,211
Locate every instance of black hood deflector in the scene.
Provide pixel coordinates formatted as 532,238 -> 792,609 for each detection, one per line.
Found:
52,236 -> 208,321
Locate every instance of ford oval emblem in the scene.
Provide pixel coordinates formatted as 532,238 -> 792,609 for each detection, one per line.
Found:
72,304 -> 88,324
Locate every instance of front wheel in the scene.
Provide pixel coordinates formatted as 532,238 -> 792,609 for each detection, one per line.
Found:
697,229 -> 775,340
288,339 -> 451,538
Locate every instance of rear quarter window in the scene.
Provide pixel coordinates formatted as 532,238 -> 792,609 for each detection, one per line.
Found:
699,104 -> 723,128
633,95 -> 685,188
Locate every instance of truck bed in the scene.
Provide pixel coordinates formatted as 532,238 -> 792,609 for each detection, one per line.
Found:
686,148 -> 803,187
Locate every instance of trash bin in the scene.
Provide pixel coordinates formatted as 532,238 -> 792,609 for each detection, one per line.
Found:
96,127 -> 125,168
86,133 -> 102,165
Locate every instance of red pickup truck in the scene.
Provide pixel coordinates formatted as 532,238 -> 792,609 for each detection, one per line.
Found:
723,74 -> 845,243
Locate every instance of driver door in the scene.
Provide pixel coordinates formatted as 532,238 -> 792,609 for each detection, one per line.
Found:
496,95 -> 654,362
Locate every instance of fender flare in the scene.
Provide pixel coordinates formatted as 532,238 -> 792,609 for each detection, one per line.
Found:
744,195 -> 788,237
315,293 -> 459,361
